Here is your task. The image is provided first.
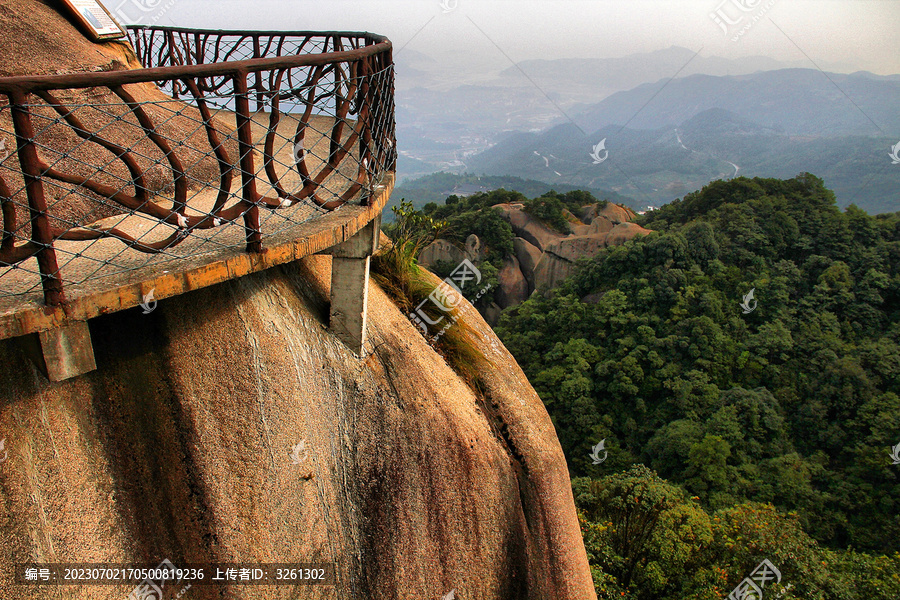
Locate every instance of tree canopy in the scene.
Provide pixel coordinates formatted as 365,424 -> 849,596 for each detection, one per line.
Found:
497,174 -> 900,554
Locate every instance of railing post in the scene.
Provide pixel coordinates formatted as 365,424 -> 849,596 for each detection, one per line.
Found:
252,36 -> 264,112
8,89 -> 65,306
166,30 -> 180,99
232,71 -> 262,253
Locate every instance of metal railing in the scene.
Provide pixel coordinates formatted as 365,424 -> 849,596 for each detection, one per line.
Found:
0,26 -> 395,306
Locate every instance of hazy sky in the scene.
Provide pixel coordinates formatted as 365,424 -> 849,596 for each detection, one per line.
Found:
145,0 -> 900,75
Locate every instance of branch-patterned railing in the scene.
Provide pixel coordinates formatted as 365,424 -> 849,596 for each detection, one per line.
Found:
0,26 -> 395,307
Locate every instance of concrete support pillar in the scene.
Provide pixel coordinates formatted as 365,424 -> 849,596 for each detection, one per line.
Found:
33,321 -> 97,382
329,214 -> 381,355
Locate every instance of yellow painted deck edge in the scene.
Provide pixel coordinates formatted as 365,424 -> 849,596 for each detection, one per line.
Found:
0,174 -> 393,340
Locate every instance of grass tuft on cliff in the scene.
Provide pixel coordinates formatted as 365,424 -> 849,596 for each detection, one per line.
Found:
371,201 -> 488,390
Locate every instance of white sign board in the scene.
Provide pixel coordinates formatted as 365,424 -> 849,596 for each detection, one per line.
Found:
63,0 -> 126,40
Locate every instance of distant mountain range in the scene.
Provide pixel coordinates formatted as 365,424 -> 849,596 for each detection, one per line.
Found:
573,68 -> 900,135
468,68 -> 900,214
393,46 -> 842,176
497,46 -> 859,105
393,45 -> 900,215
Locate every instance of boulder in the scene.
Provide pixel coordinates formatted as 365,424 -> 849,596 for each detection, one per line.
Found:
496,256 -> 530,309
580,203 -> 637,224
0,254 -> 598,600
493,203 -> 564,251
544,234 -> 607,263
606,222 -> 652,246
587,217 -> 615,236
568,222 -> 592,236
598,203 -> 637,224
513,237 -> 543,292
465,233 -> 483,261
419,239 -> 466,269
533,252 -> 576,290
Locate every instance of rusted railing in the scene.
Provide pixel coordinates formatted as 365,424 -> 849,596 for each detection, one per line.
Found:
0,26 -> 395,307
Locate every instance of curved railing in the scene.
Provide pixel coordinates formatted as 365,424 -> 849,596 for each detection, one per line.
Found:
0,26 -> 395,306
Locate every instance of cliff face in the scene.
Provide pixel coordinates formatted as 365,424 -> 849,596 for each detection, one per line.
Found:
0,256 -> 596,599
421,201 -> 652,323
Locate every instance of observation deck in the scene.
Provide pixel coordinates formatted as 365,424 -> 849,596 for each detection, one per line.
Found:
0,26 -> 396,379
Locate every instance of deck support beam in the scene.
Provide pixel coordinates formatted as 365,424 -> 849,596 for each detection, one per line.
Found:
329,213 -> 381,355
27,321 -> 97,382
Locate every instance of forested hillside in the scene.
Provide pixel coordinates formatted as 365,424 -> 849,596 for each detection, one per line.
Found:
491,174 -> 900,598
389,173 -> 900,597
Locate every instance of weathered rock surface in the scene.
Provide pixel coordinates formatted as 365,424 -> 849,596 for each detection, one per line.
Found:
533,251 -> 575,291
545,235 -> 608,263
513,237 -> 543,292
607,222 -> 653,246
465,233 -> 484,261
494,202 -> 651,306
581,202 -> 637,225
0,255 -> 597,600
419,238 -> 466,267
497,256 -> 530,309
493,203 -> 561,251
421,202 -> 650,314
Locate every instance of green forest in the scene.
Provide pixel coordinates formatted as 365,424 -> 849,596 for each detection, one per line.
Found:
388,173 -> 900,599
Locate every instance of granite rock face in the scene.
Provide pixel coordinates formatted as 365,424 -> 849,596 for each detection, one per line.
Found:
497,255 -> 530,307
420,202 -> 651,321
0,256 -> 597,600
493,204 -> 650,296
419,238 -> 467,267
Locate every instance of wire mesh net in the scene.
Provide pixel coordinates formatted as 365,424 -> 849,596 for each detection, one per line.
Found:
0,27 -> 395,309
